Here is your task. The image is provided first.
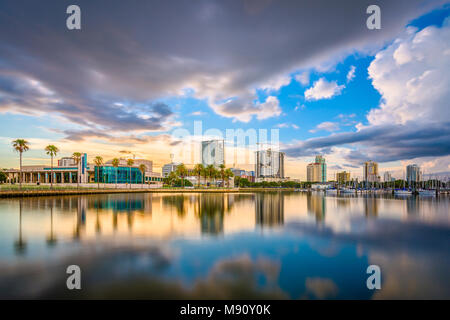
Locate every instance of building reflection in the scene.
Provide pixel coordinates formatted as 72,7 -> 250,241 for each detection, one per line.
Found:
363,197 -> 379,217
307,194 -> 326,222
255,192 -> 284,228
195,194 -> 227,235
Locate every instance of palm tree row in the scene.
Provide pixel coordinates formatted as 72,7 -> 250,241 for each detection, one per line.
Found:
166,163 -> 234,188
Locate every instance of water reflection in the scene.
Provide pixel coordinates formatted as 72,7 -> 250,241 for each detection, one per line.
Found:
0,192 -> 449,299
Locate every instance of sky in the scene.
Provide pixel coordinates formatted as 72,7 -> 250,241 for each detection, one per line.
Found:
0,0 -> 449,180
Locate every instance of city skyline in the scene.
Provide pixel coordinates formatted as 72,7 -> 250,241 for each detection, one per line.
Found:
0,1 -> 450,180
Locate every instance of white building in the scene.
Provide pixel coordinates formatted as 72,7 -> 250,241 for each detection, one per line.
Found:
201,140 -> 224,167
162,162 -> 180,177
255,149 -> 285,179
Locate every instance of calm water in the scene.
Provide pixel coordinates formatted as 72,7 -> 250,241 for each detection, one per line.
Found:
0,192 -> 449,299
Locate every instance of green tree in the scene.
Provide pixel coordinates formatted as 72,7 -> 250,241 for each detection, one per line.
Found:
12,139 -> 30,190
45,145 -> 59,190
72,152 -> 82,189
176,163 -> 187,187
111,158 -> 120,189
206,165 -> 215,187
94,156 -> 104,189
193,164 -> 204,188
139,164 -> 147,188
0,170 -> 7,183
127,159 -> 134,188
219,164 -> 225,188
224,168 -> 234,188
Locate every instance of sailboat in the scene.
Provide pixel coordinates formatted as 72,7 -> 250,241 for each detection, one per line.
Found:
394,171 -> 412,195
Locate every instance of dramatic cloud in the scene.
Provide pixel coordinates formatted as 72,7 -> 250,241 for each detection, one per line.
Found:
285,20 -> 450,165
295,72 -> 310,86
0,0 -> 444,128
283,121 -> 450,163
304,78 -> 345,101
367,22 -> 450,125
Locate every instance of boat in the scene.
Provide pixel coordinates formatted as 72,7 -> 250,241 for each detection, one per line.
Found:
418,189 -> 436,196
394,189 -> 413,195
340,188 -> 355,194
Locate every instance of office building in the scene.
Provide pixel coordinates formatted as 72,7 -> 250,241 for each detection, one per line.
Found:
336,171 -> 350,184
255,149 -> 285,179
406,164 -> 422,183
162,162 -> 180,177
307,155 -> 327,183
201,140 -> 224,167
363,161 -> 379,183
383,171 -> 393,182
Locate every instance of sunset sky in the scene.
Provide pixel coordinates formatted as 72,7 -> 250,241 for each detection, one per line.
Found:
0,0 -> 449,180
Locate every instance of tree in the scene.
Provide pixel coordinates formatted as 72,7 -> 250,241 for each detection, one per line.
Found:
45,145 -> 59,189
225,168 -> 234,188
219,164 -> 225,188
193,164 -> 204,188
139,164 -> 147,188
12,139 -> 30,190
111,158 -> 119,189
206,165 -> 215,187
0,170 -> 7,183
176,163 -> 187,187
94,156 -> 103,189
127,159 -> 134,189
72,152 -> 82,189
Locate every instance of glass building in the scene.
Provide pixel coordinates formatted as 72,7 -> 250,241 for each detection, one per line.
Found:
94,166 -> 143,184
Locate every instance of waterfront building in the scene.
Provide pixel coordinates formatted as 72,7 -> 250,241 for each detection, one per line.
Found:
4,154 -> 162,185
383,171 -> 393,182
336,171 -> 350,184
363,160 -> 379,183
406,164 -> 422,184
162,162 -> 181,177
307,155 -> 327,183
201,140 -> 225,167
255,149 -> 285,179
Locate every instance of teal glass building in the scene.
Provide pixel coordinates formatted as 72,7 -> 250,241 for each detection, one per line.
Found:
94,166 -> 143,184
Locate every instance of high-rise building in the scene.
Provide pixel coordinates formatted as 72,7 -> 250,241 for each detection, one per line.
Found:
201,140 -> 224,167
363,161 -> 379,183
406,164 -> 422,183
383,171 -> 393,182
307,155 -> 327,183
255,149 -> 285,178
162,162 -> 180,177
336,171 -> 350,184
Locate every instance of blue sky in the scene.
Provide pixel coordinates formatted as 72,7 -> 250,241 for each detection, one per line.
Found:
0,1 -> 449,179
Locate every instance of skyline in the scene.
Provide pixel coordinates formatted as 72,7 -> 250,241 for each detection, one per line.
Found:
1,1 -> 450,180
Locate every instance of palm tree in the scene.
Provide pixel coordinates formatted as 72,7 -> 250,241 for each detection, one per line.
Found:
225,168 -> 234,188
94,156 -> 103,189
12,139 -> 30,190
127,159 -> 134,189
176,163 -> 187,187
72,152 -> 82,189
206,165 -> 216,187
167,171 -> 177,187
45,145 -> 59,189
193,164 -> 204,188
111,158 -> 119,189
219,164 -> 225,188
139,164 -> 147,188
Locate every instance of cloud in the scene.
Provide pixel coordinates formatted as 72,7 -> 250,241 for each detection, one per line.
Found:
276,123 -> 300,130
304,78 -> 345,101
284,121 -> 450,163
284,20 -> 450,167
309,121 -> 340,133
346,65 -> 356,82
0,0 -> 444,128
189,111 -> 205,116
367,23 -> 450,125
295,72 -> 310,86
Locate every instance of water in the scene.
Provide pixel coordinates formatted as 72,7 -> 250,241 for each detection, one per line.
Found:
0,192 -> 449,299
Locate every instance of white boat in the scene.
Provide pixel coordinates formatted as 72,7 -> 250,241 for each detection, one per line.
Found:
419,189 -> 436,196
394,189 -> 413,195
326,189 -> 337,194
340,188 -> 355,194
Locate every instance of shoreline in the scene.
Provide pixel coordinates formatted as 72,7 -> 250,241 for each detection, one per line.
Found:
0,187 -> 298,198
